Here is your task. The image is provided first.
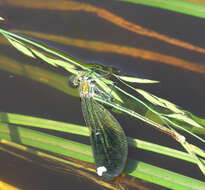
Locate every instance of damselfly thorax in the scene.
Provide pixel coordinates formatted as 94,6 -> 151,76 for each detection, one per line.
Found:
73,71 -> 95,97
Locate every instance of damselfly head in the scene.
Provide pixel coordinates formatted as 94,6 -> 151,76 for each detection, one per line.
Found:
68,75 -> 79,88
68,71 -> 88,88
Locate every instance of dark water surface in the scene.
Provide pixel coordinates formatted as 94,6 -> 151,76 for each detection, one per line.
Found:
0,0 -> 205,189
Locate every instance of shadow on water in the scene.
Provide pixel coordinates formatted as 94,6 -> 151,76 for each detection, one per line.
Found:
125,139 -> 138,175
0,112 -> 22,144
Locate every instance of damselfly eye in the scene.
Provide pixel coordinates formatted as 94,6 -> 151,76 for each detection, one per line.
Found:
68,75 -> 79,88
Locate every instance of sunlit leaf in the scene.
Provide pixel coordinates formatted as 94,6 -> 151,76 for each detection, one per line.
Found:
95,79 -> 123,103
183,111 -> 205,130
3,34 -> 35,58
183,142 -> 205,176
136,89 -> 184,114
145,109 -> 164,124
4,32 -> 78,74
31,49 -> 58,67
31,49 -> 78,74
119,75 -> 159,83
166,113 -> 203,129
0,28 -> 88,71
189,144 -> 205,158
0,17 -> 4,21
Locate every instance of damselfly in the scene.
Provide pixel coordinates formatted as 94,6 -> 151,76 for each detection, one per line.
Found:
73,71 -> 128,180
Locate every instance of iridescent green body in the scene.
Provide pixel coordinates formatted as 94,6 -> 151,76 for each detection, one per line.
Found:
76,71 -> 128,180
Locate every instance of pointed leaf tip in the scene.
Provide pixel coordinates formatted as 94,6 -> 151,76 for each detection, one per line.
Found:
119,75 -> 159,83
4,34 -> 35,58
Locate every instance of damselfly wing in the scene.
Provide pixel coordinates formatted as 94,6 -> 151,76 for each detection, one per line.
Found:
75,71 -> 128,180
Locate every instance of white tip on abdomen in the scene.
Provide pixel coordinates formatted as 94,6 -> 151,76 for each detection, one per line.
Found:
96,166 -> 107,176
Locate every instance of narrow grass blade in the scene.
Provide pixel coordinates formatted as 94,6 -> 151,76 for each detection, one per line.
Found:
128,159 -> 205,190
0,112 -> 89,137
0,122 -> 204,189
1,112 -> 205,168
117,0 -> 205,19
0,122 -> 93,163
